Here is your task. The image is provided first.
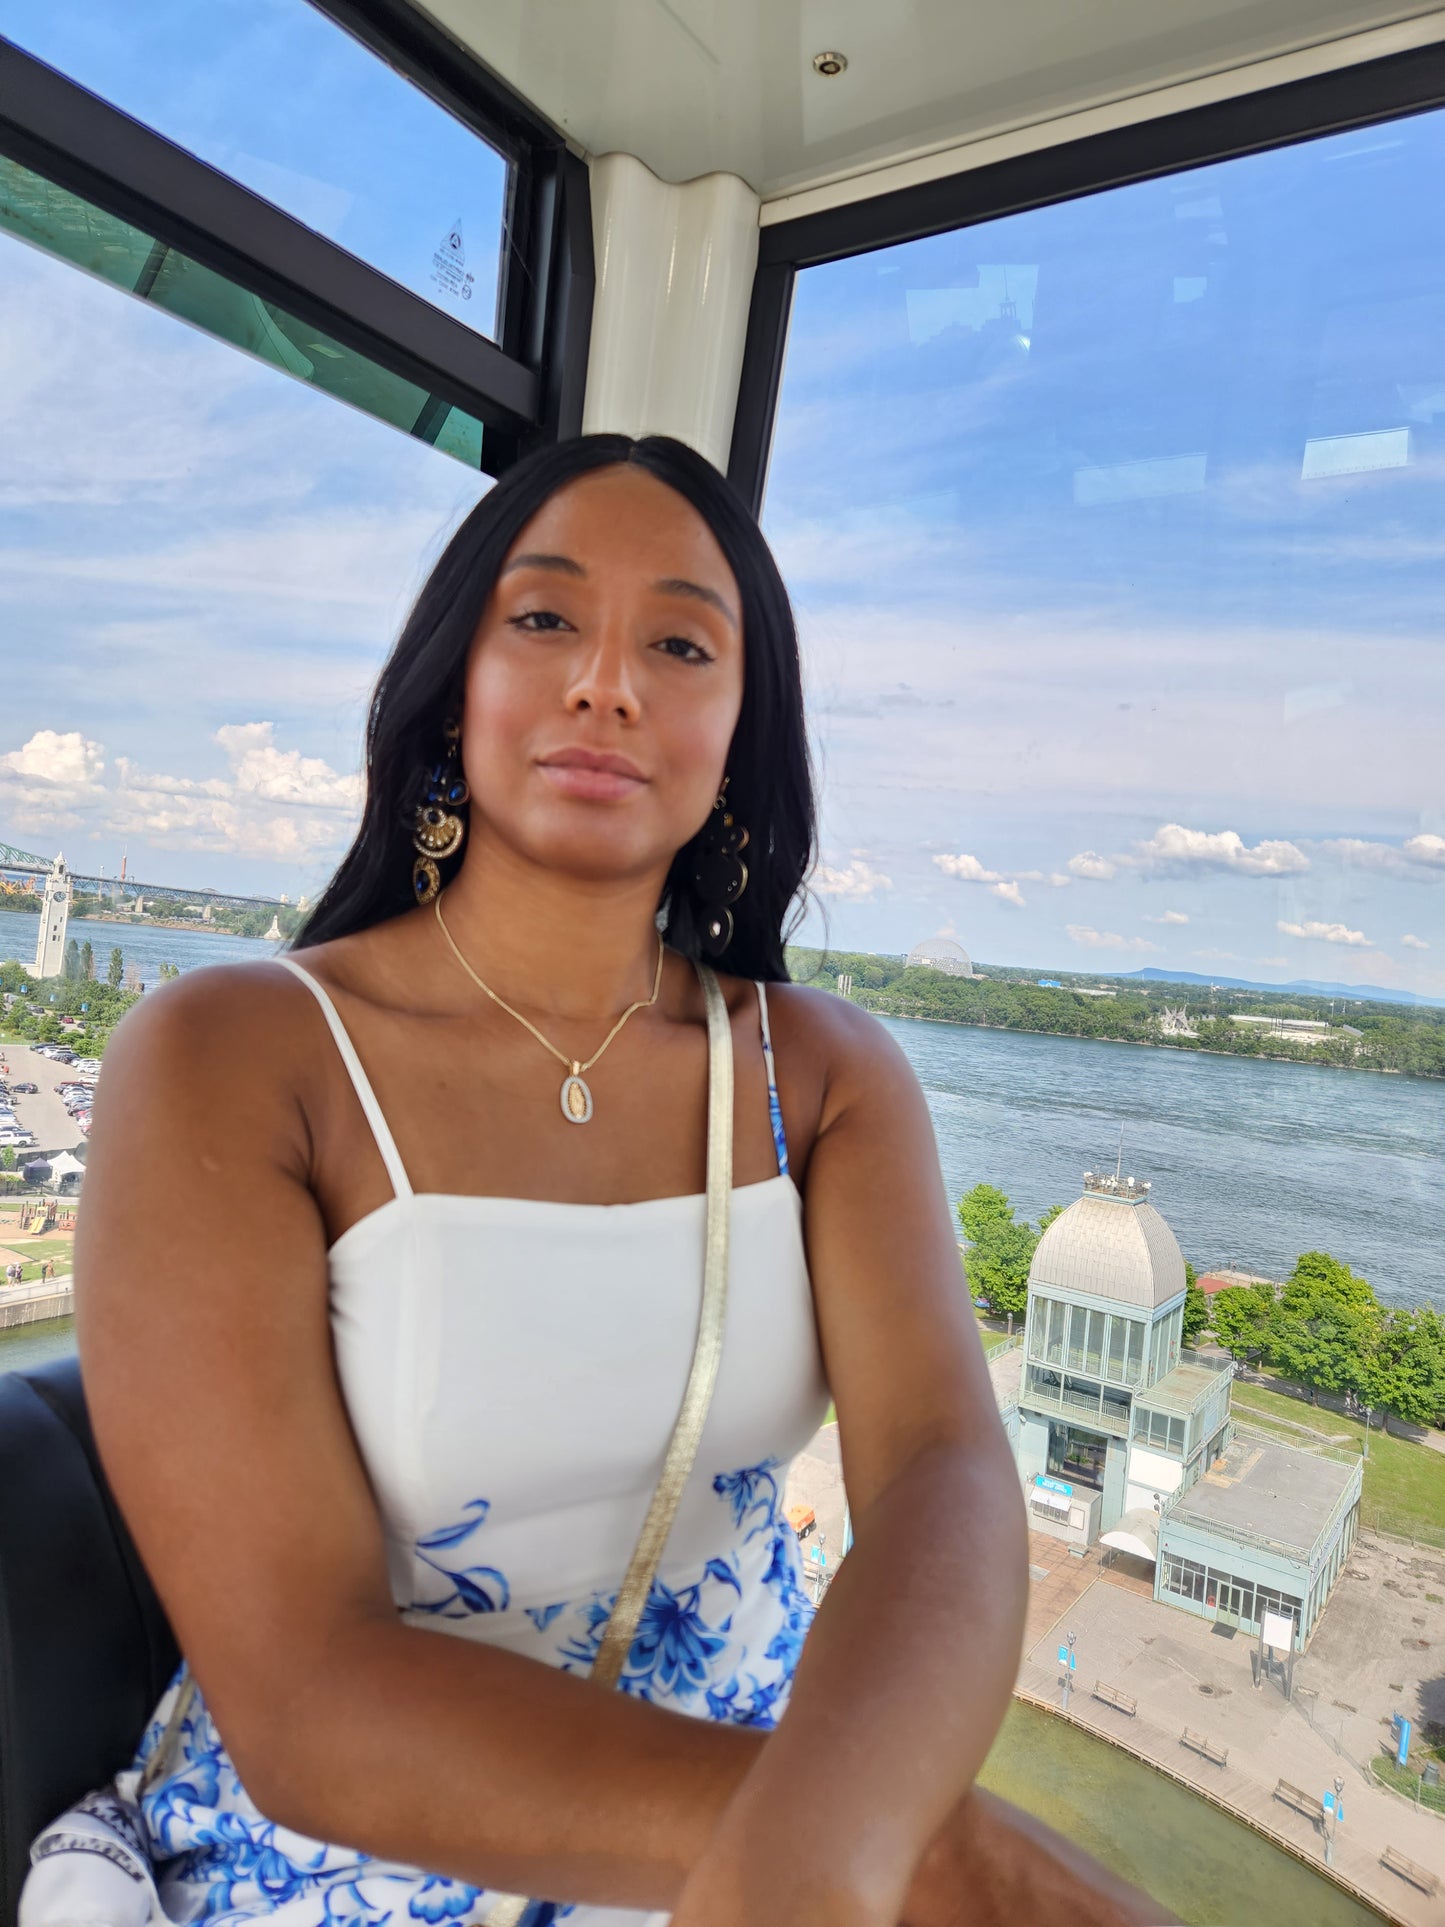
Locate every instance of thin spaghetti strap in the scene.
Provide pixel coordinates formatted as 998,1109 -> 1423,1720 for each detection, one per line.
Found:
273,957 -> 413,1200
755,981 -> 790,1179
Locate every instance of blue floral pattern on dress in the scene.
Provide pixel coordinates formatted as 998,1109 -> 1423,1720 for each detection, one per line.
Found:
33,1458 -> 816,1927
411,1499 -> 511,1617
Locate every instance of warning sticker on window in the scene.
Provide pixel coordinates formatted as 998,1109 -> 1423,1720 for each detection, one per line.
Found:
430,219 -> 475,305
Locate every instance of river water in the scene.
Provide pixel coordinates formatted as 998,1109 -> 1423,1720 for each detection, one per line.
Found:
0,907 -> 282,989
978,1701 -> 1387,1925
4,909 -> 1439,1310
880,1014 -> 1444,1315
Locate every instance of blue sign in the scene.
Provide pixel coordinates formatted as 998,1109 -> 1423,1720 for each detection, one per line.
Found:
1322,1790 -> 1334,1816
1036,1474 -> 1073,1497
1396,1716 -> 1411,1768
1057,1645 -> 1076,1670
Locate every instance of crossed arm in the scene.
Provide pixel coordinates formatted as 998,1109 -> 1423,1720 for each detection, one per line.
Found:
77,970 -> 1060,1923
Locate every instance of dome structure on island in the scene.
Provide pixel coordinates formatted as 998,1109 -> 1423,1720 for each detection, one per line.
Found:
1028,1172 -> 1186,1310
906,935 -> 975,977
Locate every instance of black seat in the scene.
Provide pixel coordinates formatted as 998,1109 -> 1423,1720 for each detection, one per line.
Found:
0,1358 -> 178,1927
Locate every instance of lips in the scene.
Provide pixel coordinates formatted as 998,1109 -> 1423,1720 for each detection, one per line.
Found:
536,746 -> 648,801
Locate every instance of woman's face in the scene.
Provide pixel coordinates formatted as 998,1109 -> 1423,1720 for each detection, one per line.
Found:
461,465 -> 745,888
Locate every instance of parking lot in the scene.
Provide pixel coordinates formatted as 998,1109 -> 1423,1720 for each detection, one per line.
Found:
0,1042 -> 91,1156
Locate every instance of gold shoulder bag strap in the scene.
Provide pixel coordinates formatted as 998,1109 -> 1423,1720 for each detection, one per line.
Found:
486,959 -> 734,1926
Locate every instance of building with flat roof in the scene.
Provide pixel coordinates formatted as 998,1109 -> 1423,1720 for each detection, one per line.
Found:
996,1170 -> 1362,1650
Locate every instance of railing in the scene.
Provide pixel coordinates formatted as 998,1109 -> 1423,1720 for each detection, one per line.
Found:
1019,1381 -> 1132,1437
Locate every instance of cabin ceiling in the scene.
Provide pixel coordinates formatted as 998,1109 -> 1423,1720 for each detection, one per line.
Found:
415,0 -> 1444,198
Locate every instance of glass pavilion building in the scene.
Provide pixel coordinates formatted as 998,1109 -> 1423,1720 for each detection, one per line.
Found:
1007,1173 -> 1362,1652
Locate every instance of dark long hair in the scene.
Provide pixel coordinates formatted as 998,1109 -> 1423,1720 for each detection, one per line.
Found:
292,434 -> 814,981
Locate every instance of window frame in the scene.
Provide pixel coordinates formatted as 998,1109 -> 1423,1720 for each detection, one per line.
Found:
728,40 -> 1445,513
0,1 -> 593,474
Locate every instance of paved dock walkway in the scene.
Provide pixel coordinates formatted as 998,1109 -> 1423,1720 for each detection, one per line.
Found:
784,1419 -> 1445,1924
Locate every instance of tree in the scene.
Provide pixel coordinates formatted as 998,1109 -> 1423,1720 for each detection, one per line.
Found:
0,1147 -> 14,1172
62,939 -> 80,982
80,939 -> 94,980
957,1183 -> 1014,1245
956,1183 -> 1062,1324
157,962 -> 180,982
1210,1282 -> 1276,1364
1268,1250 -> 1382,1403
1362,1307 -> 1445,1431
107,948 -> 124,989
1181,1262 -> 1210,1347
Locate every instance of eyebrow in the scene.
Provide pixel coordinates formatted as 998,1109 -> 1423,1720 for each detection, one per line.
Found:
500,552 -> 738,629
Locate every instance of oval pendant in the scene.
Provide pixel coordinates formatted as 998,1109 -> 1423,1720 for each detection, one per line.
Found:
560,1073 -> 594,1124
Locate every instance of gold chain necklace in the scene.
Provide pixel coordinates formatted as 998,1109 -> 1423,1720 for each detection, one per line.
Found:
433,892 -> 664,1124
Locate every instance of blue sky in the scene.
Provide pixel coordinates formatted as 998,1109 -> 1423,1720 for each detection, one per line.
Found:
0,9 -> 1440,989
768,111 -> 1445,995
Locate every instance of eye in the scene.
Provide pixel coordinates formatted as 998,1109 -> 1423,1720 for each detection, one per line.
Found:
654,634 -> 714,664
508,608 -> 572,634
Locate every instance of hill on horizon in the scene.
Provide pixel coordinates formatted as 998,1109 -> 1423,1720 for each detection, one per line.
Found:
1116,966 -> 1443,1009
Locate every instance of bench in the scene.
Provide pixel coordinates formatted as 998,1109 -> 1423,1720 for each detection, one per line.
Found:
1091,1681 -> 1137,1717
1381,1846 -> 1439,1897
1180,1727 -> 1228,1766
1273,1779 -> 1325,1825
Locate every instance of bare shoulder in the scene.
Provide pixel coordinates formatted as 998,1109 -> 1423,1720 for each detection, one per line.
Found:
756,980 -> 920,1111
97,957 -> 327,1132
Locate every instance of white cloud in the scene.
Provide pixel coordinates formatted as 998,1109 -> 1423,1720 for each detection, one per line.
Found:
1402,933 -> 1430,950
1068,851 -> 1117,880
933,850 -> 1046,907
0,722 -> 361,872
1065,924 -> 1161,952
1322,833 -> 1445,877
1144,910 -> 1190,925
1257,954 -> 1289,966
214,723 -> 362,811
0,729 -> 108,835
1278,919 -> 1373,948
812,857 -> 893,901
1129,823 -> 1309,876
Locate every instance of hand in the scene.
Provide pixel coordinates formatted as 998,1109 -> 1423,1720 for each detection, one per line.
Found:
902,1785 -> 1179,1927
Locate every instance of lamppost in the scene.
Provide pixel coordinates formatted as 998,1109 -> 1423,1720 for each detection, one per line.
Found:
1060,1629 -> 1077,1713
1324,1774 -> 1344,1866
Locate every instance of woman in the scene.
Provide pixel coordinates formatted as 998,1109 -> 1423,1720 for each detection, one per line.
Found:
25,436 -> 1171,1927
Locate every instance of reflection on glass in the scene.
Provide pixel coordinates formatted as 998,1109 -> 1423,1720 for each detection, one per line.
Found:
0,156 -> 486,463
4,0 -> 509,337
767,109 -> 1445,1322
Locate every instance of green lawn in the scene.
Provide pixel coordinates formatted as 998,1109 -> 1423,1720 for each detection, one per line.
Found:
1228,1380 -> 1353,1441
1230,1379 -> 1445,1546
1370,1753 -> 1445,1814
1,1235 -> 73,1286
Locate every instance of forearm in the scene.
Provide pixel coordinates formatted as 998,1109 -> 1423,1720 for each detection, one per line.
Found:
223,1612 -> 766,1912
698,1439 -> 1029,1918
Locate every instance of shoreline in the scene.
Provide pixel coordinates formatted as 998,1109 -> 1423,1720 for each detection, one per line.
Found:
863,1005 -> 1443,1082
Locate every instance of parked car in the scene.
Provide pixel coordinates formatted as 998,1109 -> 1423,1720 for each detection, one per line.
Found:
11,1082 -> 37,1095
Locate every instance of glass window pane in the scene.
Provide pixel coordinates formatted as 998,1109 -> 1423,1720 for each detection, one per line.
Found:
6,0 -> 508,337
1106,1314 -> 1128,1380
1068,1304 -> 1088,1368
0,156 -> 485,464
765,107 -> 1445,1347
1085,1308 -> 1104,1374
1045,1298 -> 1064,1362
1126,1321 -> 1144,1381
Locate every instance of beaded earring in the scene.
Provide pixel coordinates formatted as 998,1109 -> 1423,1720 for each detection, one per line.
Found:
411,722 -> 469,905
691,778 -> 749,955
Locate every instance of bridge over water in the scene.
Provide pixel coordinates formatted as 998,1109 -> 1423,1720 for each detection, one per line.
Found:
0,838 -> 284,911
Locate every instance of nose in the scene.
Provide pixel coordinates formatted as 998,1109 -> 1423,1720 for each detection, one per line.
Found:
563,627 -> 641,724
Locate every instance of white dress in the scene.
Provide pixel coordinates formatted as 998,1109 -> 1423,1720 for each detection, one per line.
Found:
24,960 -> 830,1927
